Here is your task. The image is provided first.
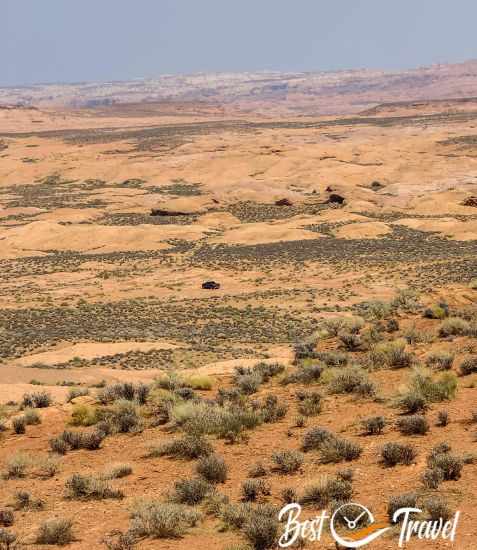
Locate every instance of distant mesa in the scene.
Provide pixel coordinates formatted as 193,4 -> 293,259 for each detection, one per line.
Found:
202,281 -> 220,290
462,196 -> 477,207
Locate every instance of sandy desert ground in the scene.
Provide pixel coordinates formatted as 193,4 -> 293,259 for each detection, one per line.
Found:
0,96 -> 476,549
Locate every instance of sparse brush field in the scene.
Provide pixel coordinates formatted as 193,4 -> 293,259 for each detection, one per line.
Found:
0,99 -> 477,548
0,296 -> 476,548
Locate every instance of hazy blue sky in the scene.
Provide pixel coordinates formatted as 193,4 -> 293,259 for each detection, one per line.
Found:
2,0 -> 477,86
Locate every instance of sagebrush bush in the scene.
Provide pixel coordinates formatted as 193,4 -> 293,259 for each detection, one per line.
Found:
300,477 -> 352,508
98,382 -> 150,404
338,332 -> 362,351
361,416 -> 386,435
4,453 -> 30,478
70,404 -> 97,427
421,468 -> 444,489
49,436 -> 68,455
260,394 -> 288,423
427,447 -> 463,481
196,454 -> 228,483
23,408 -> 41,425
281,487 -> 298,504
129,500 -> 201,539
34,456 -> 60,478
397,391 -> 428,414
302,427 -> 333,452
316,351 -> 348,367
98,399 -> 142,433
460,355 -> 477,376
36,518 -> 74,545
426,351 -> 454,371
381,442 -> 417,466
0,528 -> 16,547
103,463 -> 133,479
296,391 -> 322,417
423,303 -> 449,320
424,497 -> 452,521
65,473 -> 123,500
407,369 -> 458,403
243,510 -> 279,550
172,477 -> 211,505
319,437 -> 362,463
21,391 -> 52,409
13,490 -> 44,511
437,410 -> 449,427
241,479 -> 270,502
328,367 -> 375,397
184,375 -> 214,390
371,339 -> 414,369
12,416 -> 26,434
397,415 -> 430,435
0,509 -> 14,527
148,435 -> 212,460
388,493 -> 418,523
272,450 -> 304,474
439,317 -> 470,337
236,373 -> 263,395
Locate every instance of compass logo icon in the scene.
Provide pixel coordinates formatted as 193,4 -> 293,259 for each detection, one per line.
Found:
330,503 -> 391,548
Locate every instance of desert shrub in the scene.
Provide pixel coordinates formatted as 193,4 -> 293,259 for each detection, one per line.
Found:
437,410 -> 449,427
316,351 -> 348,368
426,351 -> 454,371
424,497 -> 452,521
13,490 -> 43,511
371,339 -> 414,369
129,500 -> 201,539
259,395 -> 288,423
34,456 -> 60,478
236,373 -> 263,395
243,511 -> 279,550
328,367 -> 375,397
0,528 -> 16,548
359,300 -> 392,320
296,391 -> 322,417
0,510 -> 13,527
98,400 -> 142,433
70,404 -> 97,426
294,415 -> 306,428
184,375 -> 214,390
21,391 -> 52,409
388,493 -> 418,523
103,464 -> 133,479
397,415 -> 430,435
172,478 -> 211,505
221,503 -> 254,530
4,453 -> 30,478
202,492 -> 230,517
241,479 -> 270,502
196,454 -> 227,483
423,303 -> 449,320
439,317 -> 470,337
102,530 -> 137,550
381,443 -> 416,466
12,416 -> 26,434
253,362 -> 285,381
396,391 -> 428,414
281,487 -> 298,504
338,332 -> 362,351
65,473 -> 123,500
460,355 -> 477,376
361,416 -> 386,435
23,408 -> 41,425
248,462 -> 267,478
66,387 -> 89,403
387,318 -> 400,332
49,436 -> 68,455
409,369 -> 458,402
392,288 -> 420,312
319,437 -> 362,463
421,468 -> 444,489
272,450 -> 304,474
295,364 -> 323,385
97,382 -> 150,405
300,477 -> 352,507
302,427 -> 333,452
57,429 -> 105,451
36,518 -> 74,545
403,324 -> 433,345
293,338 -> 319,362
427,447 -> 463,481
148,435 -> 212,460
